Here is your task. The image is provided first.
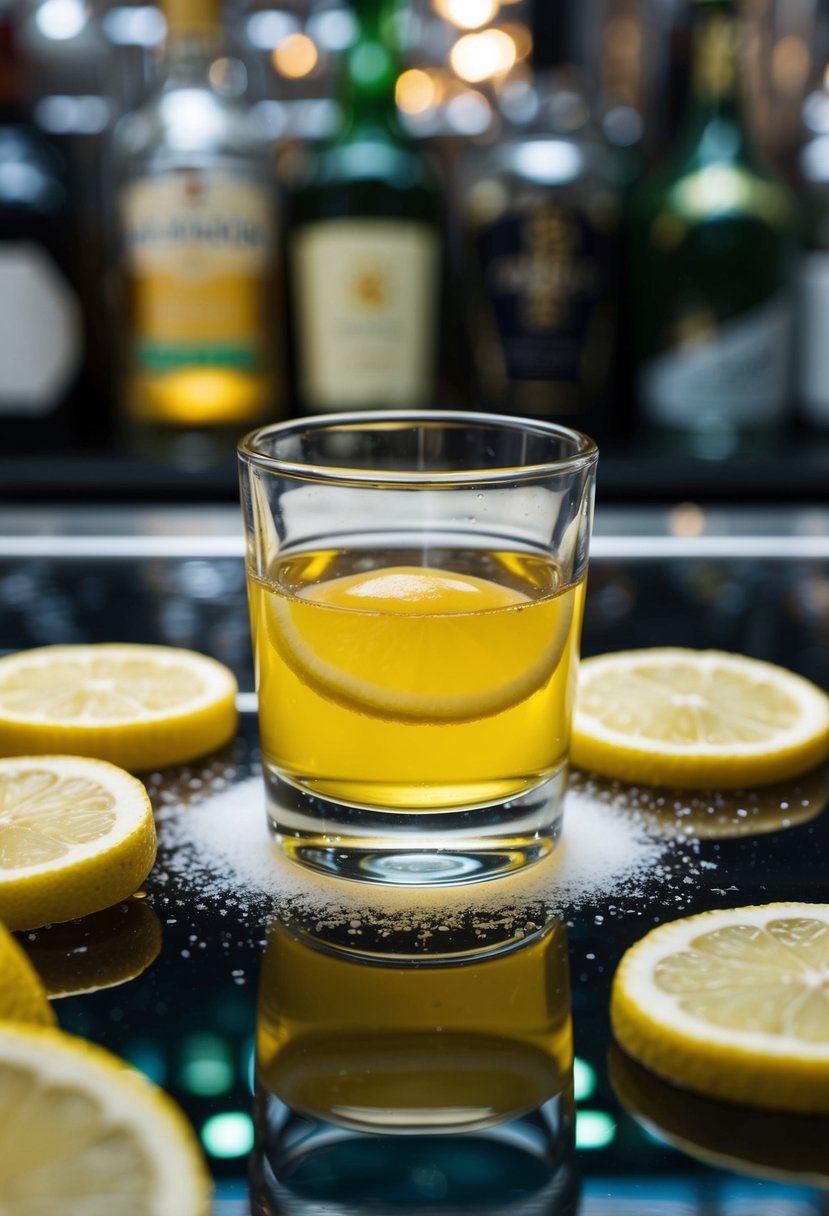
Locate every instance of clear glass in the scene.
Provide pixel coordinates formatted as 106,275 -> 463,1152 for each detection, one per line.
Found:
251,909 -> 577,1215
238,410 -> 598,885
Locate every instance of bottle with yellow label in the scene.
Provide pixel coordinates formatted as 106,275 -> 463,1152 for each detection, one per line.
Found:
286,0 -> 442,414
113,0 -> 282,468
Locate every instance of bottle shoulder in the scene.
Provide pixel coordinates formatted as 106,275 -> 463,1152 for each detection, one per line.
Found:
457,127 -> 621,228
113,82 -> 269,173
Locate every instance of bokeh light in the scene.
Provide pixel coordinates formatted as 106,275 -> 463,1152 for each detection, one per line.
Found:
450,29 -> 516,83
272,32 -> 319,79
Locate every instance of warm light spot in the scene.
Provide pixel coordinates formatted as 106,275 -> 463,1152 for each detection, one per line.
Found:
498,21 -> 531,61
450,28 -> 516,82
669,502 -> 705,538
772,34 -> 811,98
396,68 -> 439,114
273,32 -> 319,79
435,0 -> 498,30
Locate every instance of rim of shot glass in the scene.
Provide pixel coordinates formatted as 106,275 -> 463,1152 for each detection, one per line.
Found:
238,410 -> 598,486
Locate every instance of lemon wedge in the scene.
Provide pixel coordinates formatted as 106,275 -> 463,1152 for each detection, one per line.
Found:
611,903 -> 829,1112
573,648 -> 829,787
0,1023 -> 211,1214
0,644 -> 238,771
0,755 -> 157,932
0,920 -> 54,1026
268,565 -> 573,722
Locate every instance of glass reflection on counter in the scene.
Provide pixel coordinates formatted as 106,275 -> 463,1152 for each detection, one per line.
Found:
251,910 -> 577,1214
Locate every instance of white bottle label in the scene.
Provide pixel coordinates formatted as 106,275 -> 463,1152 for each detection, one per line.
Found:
640,298 -> 792,427
798,252 -> 829,422
0,244 -> 81,415
292,219 -> 440,410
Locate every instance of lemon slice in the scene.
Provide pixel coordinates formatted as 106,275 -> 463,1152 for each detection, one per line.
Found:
269,565 -> 574,722
611,903 -> 829,1112
22,900 -> 162,999
0,1022 -> 211,1214
0,920 -> 55,1026
573,648 -> 829,788
0,756 -> 157,932
0,644 -> 238,771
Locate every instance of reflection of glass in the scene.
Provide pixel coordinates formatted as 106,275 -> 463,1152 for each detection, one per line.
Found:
569,767 -> 828,840
238,412 -> 597,886
610,1043 -> 829,1187
252,912 -> 577,1214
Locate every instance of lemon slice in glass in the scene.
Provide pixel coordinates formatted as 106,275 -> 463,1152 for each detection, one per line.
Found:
0,644 -> 238,771
0,755 -> 156,931
611,903 -> 829,1112
0,1023 -> 211,1214
573,648 -> 829,787
0,920 -> 55,1026
269,565 -> 574,723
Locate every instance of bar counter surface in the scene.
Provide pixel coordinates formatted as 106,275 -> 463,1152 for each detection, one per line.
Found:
0,503 -> 827,1216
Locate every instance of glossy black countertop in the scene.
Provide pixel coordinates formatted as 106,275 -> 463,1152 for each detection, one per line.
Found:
0,505 -> 828,1216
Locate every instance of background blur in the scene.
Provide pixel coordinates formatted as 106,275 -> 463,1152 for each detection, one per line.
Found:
3,0 -> 829,502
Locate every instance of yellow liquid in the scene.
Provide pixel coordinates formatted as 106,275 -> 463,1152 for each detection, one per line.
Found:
248,548 -> 585,809
256,919 -> 573,1133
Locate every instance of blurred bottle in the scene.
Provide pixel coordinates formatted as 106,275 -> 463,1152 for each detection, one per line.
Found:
113,0 -> 281,470
0,6 -> 84,452
628,0 -> 797,459
797,77 -> 829,428
286,0 -> 442,415
457,59 -> 622,442
252,911 -> 577,1215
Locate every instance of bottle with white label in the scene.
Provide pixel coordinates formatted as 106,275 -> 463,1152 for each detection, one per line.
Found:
0,13 -> 84,452
628,0 -> 797,459
286,0 -> 442,414
113,0 -> 282,469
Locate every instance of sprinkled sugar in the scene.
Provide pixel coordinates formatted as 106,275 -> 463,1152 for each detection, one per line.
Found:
155,770 -> 687,924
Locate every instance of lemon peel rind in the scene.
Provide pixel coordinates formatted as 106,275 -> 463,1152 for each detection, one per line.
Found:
573,648 -> 829,789
0,756 -> 157,932
0,645 -> 238,770
611,903 -> 829,1113
0,1022 -> 211,1215
0,924 -> 55,1027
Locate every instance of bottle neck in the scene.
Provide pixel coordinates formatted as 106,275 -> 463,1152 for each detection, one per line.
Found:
337,0 -> 403,139
161,0 -> 220,82
679,2 -> 749,162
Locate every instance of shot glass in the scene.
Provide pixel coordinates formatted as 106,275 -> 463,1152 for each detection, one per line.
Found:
238,410 -> 597,885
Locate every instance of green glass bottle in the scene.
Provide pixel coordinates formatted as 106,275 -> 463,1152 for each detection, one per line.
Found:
628,0 -> 797,458
287,0 -> 442,414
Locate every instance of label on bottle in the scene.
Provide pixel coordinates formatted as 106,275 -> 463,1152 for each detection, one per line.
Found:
120,170 -> 273,420
798,252 -> 829,422
292,219 -> 440,410
475,205 -> 612,401
640,298 -> 792,427
0,244 -> 81,416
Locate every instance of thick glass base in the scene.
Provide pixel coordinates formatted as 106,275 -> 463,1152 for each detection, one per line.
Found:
250,1087 -> 578,1216
263,764 -> 568,887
